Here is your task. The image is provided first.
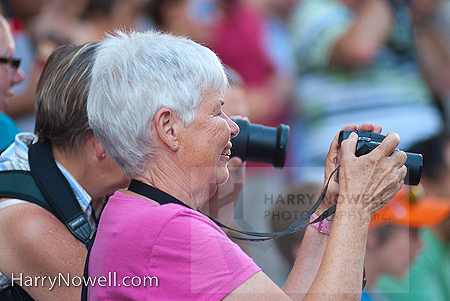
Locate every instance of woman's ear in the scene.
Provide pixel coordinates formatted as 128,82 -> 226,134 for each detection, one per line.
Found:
154,107 -> 179,151
89,134 -> 107,159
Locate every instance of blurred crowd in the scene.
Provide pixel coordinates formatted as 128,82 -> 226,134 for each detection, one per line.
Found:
3,0 -> 450,299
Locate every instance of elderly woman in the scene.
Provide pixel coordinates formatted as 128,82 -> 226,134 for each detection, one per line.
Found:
86,30 -> 407,300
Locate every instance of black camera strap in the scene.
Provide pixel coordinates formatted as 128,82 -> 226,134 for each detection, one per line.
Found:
28,140 -> 92,244
207,167 -> 338,241
128,180 -> 192,209
127,167 -> 339,242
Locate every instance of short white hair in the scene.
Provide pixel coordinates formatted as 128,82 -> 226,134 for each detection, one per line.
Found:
87,30 -> 227,178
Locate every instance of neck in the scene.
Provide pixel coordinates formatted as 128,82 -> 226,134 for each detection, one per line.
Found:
51,145 -> 100,199
133,157 -> 211,210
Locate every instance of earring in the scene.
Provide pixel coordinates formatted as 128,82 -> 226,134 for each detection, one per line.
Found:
173,144 -> 178,149
101,153 -> 106,158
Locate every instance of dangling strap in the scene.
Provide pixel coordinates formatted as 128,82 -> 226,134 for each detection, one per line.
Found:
205,168 -> 338,241
126,167 -> 339,242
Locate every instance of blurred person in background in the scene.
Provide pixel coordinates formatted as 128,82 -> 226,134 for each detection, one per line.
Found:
25,0 -> 151,51
243,0 -> 298,81
0,10 -> 25,152
432,0 -> 450,127
290,0 -> 448,182
146,0 -> 222,45
363,186 -> 450,300
376,133 -> 450,300
0,0 -> 47,132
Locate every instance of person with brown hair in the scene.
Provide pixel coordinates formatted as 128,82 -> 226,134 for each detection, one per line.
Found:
0,42 -> 129,301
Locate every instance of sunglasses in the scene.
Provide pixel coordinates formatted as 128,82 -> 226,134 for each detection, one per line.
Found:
0,57 -> 21,69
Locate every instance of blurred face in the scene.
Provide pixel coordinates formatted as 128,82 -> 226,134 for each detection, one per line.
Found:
164,0 -> 223,44
178,90 -> 239,201
377,227 -> 423,278
0,18 -> 25,112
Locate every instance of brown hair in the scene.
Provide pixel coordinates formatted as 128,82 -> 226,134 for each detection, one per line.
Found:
34,43 -> 98,151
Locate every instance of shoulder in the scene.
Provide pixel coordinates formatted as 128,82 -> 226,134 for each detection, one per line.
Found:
101,192 -> 189,227
0,201 -> 85,275
92,198 -> 261,299
0,200 -> 84,248
0,113 -> 19,132
0,200 -> 61,238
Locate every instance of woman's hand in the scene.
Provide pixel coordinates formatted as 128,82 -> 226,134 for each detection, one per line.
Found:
317,123 -> 383,215
337,131 -> 407,222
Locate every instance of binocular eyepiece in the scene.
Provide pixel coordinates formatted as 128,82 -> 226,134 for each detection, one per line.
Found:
230,119 -> 290,169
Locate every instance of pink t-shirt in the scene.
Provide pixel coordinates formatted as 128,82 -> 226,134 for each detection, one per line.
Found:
88,191 -> 261,300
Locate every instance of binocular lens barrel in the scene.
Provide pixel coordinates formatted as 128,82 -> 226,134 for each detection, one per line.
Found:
231,119 -> 290,169
404,153 -> 422,186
